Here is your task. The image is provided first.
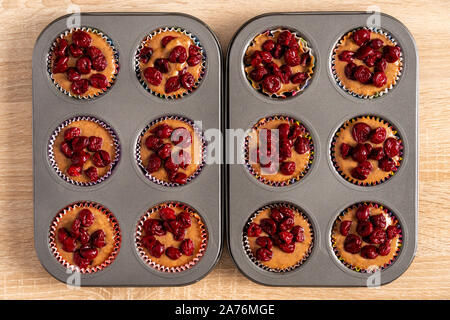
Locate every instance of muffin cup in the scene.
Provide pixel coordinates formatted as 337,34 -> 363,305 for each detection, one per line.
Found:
330,202 -> 403,273
330,115 -> 404,187
135,115 -> 206,187
244,28 -> 315,99
243,202 -> 314,273
331,27 -> 403,99
47,26 -> 119,100
244,115 -> 314,187
134,26 -> 206,99
48,115 -> 121,187
48,201 -> 121,274
135,202 -> 208,272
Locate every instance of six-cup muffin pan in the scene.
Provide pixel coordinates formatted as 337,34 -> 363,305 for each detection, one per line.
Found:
33,13 -> 222,286
226,12 -> 417,286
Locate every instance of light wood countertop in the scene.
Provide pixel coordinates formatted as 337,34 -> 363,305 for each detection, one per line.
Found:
0,0 -> 449,299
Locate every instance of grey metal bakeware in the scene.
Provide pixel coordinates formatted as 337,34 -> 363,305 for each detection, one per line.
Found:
33,13 -> 222,286
226,12 -> 417,286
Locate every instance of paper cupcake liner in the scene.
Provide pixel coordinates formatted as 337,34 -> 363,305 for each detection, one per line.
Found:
48,201 -> 121,274
48,116 -> 121,187
135,201 -> 208,273
244,115 -> 314,187
331,27 -> 403,99
47,27 -> 119,100
243,202 -> 314,273
244,28 -> 315,99
330,115 -> 404,187
135,26 -> 206,99
330,202 -> 403,273
135,115 -> 206,187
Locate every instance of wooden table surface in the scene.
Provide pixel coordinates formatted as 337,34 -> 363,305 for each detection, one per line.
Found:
1,0 -> 449,300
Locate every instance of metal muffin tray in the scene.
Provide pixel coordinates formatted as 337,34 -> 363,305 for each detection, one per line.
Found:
226,12 -> 417,286
33,13 -> 222,286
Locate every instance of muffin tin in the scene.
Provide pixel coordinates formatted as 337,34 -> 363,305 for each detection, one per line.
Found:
33,13 -> 222,286
226,12 -> 417,286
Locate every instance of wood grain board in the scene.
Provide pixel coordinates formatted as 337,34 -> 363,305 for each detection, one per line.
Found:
0,0 -> 449,299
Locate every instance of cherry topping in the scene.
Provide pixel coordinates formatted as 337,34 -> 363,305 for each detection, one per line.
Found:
89,73 -> 108,89
344,234 -> 362,253
157,143 -> 172,160
90,150 -> 110,167
76,56 -> 92,74
278,231 -> 293,244
169,46 -> 187,63
144,219 -> 166,236
68,43 -> 83,58
161,36 -> 176,47
86,46 -> 102,59
357,220 -> 374,237
145,136 -> 163,151
338,50 -> 355,63
256,236 -> 273,249
177,212 -> 191,229
71,79 -> 89,95
356,205 -> 370,221
181,239 -> 195,256
73,251 -> 90,268
159,207 -> 176,221
143,67 -> 163,86
91,230 -> 106,248
60,142 -> 74,158
85,166 -> 99,182
290,72 -> 308,84
384,137 -> 400,158
294,137 -> 310,154
386,225 -> 400,239
344,62 -> 357,80
171,172 -> 188,185
353,65 -> 372,84
72,30 -> 92,48
361,245 -> 378,259
352,122 -> 371,143
53,56 -> 69,73
78,209 -> 94,227
371,214 -> 387,229
369,38 -> 384,50
375,58 -> 388,72
55,39 -> 68,57
141,235 -> 156,250
256,247 -> 273,261
378,156 -> 396,172
62,236 -> 77,252
280,161 -> 295,175
140,47 -> 153,63
79,229 -> 90,245
279,242 -> 295,253
355,45 -> 375,60
351,164 -> 371,180
58,228 -> 69,242
352,29 -> 371,46
247,222 -> 262,237
67,165 -> 82,177
181,72 -> 195,90
378,241 -> 391,256
91,55 -> 107,72
262,40 -> 275,52
66,67 -> 81,82
340,220 -> 352,236
279,217 -> 294,232
262,75 -> 281,94
277,30 -> 293,46
372,71 -> 387,87
165,247 -> 182,260
351,144 -> 369,163
369,227 -> 387,244
165,76 -> 181,93
284,48 -> 300,66
187,54 -> 202,66
383,45 -> 401,63
249,66 -> 268,82
146,153 -> 162,173
290,225 -> 305,242
369,147 -> 385,161
150,240 -> 165,258
80,247 -> 98,260
154,58 -> 170,73
260,218 -> 277,236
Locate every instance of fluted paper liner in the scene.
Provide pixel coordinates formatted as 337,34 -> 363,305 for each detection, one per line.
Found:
330,115 -> 403,187
135,202 -> 208,273
244,115 -> 314,187
47,27 -> 119,100
135,115 -> 206,187
330,202 -> 403,273
135,26 -> 206,99
48,201 -> 121,274
244,28 -> 315,99
243,202 -> 314,273
48,116 -> 121,187
331,27 -> 403,99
